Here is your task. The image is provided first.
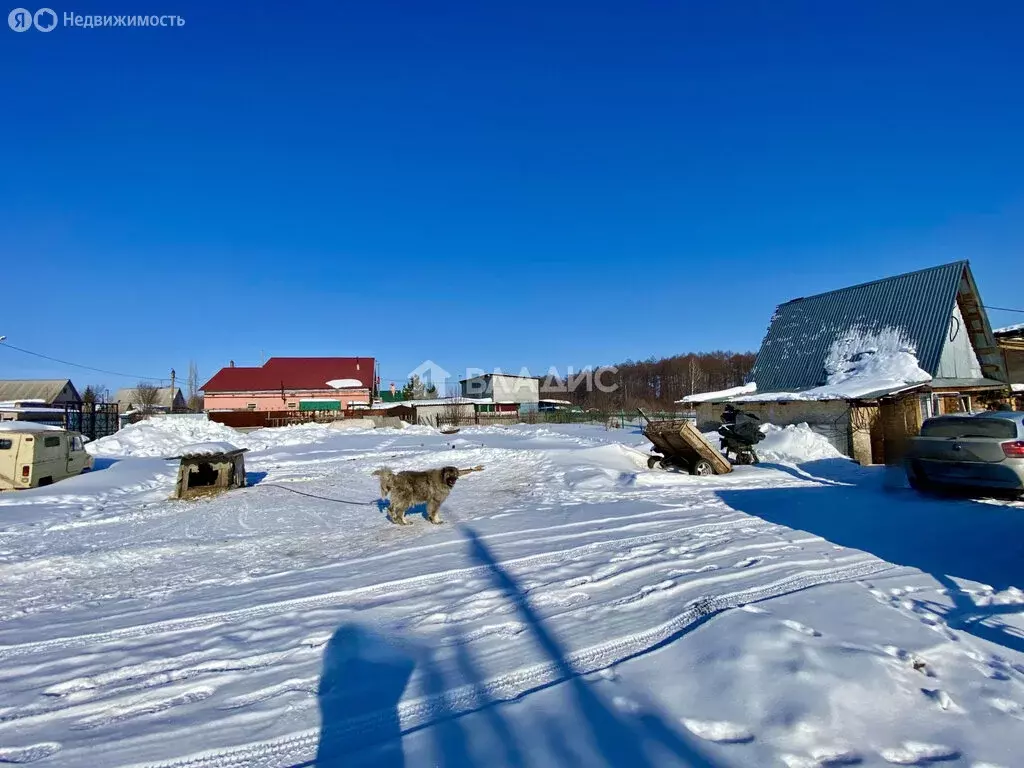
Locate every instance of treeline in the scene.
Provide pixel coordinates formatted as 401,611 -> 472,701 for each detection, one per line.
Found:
550,351 -> 756,411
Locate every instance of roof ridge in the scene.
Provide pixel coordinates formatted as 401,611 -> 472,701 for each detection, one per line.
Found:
779,260 -> 968,307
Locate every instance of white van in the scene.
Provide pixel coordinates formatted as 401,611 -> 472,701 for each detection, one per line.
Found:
0,423 -> 93,490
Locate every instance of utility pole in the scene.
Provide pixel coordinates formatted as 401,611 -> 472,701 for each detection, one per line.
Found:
170,369 -> 176,411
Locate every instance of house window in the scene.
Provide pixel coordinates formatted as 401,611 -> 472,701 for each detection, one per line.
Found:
43,436 -> 61,448
246,403 -> 257,411
960,395 -> 972,413
287,402 -> 296,409
919,395 -> 935,421
0,439 -> 11,450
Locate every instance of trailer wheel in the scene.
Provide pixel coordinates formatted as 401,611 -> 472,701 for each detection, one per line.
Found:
647,456 -> 663,470
690,459 -> 714,476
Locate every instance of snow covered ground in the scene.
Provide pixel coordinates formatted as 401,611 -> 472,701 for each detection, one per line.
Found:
1,417 -> 1023,767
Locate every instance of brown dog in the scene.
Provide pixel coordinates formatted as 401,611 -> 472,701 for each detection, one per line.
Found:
372,465 -> 483,525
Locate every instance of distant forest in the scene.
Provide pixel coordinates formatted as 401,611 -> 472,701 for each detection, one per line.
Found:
548,351 -> 756,411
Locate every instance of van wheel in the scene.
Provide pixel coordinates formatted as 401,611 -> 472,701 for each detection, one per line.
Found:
38,477 -> 53,487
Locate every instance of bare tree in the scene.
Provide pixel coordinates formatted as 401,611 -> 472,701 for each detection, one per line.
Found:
132,381 -> 162,415
186,361 -> 203,412
439,396 -> 470,429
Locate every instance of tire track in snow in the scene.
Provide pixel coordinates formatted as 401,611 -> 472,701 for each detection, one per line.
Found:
0,516 -> 765,662
125,556 -> 894,768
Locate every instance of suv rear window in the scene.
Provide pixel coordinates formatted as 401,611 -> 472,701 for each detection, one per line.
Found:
0,439 -> 12,450
921,416 -> 1017,439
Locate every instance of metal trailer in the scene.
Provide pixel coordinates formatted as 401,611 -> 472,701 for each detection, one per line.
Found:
639,409 -> 733,476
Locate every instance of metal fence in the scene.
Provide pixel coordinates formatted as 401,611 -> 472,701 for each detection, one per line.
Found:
437,409 -> 696,429
64,402 -> 119,440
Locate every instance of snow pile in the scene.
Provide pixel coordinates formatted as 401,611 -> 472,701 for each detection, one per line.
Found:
740,326 -> 931,401
87,415 -> 248,457
679,382 -> 757,403
757,423 -> 846,463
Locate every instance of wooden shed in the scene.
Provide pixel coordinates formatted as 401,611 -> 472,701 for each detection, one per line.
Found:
171,442 -> 248,500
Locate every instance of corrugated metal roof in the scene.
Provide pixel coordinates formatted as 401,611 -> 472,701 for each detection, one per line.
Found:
747,262 -> 969,393
0,379 -> 74,404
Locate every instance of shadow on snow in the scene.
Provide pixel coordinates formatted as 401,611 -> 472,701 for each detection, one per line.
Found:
717,458 -> 1024,654
307,528 -> 727,767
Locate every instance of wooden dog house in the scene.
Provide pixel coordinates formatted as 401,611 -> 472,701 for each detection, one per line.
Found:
171,442 -> 248,500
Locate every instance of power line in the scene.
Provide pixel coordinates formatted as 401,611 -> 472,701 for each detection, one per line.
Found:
984,305 -> 1024,315
0,341 -> 169,382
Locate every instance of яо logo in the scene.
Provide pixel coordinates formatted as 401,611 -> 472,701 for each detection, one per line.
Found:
8,7 -> 57,31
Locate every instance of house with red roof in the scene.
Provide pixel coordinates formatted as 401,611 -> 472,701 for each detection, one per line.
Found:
201,357 -> 376,413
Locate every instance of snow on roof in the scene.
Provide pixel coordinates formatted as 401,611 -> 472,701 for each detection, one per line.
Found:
538,398 -> 572,405
678,383 -> 757,404
735,327 -> 932,402
176,441 -> 242,457
0,420 -> 64,432
995,322 -> 1024,335
325,378 -> 364,389
0,406 -> 66,414
1012,383 -> 1024,393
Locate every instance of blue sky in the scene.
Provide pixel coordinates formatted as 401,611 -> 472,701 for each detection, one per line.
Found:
2,0 -> 1023,393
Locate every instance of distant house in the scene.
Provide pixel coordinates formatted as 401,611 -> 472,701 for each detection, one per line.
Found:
0,380 -> 81,424
0,380 -> 81,407
685,261 -> 1008,465
460,373 -> 539,413
201,357 -> 374,412
112,387 -> 187,416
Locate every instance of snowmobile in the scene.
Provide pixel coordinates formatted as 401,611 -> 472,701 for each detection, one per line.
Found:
717,404 -> 764,465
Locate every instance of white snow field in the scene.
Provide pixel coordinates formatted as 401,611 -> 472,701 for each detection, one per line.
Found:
1,416 -> 1023,767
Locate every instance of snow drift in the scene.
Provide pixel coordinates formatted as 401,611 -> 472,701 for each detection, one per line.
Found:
87,415 -> 349,458
756,423 -> 846,463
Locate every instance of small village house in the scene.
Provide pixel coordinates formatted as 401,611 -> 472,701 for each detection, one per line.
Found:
0,379 -> 82,424
460,373 -> 540,414
685,261 -> 1009,465
112,386 -> 187,416
201,357 -> 374,412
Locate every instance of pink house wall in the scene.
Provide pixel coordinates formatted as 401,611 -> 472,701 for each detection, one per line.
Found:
204,388 -> 370,412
